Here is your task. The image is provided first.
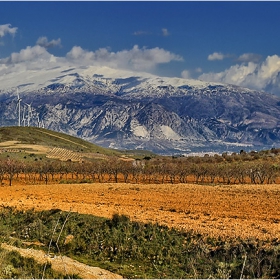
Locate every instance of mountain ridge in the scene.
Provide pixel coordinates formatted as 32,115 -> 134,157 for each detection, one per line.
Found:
1,65 -> 280,154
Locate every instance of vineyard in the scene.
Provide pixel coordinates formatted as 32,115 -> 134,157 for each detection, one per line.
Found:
46,147 -> 83,162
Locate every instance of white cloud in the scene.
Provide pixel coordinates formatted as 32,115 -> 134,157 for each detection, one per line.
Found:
0,44 -> 183,72
0,24 -> 17,38
133,30 -> 150,36
237,53 -> 262,63
133,28 -> 170,37
1,45 -> 54,65
199,55 -> 280,95
36,37 -> 62,49
0,44 -> 183,79
66,45 -> 183,71
181,70 -> 191,79
162,28 -> 170,36
208,52 -> 262,63
208,52 -> 226,61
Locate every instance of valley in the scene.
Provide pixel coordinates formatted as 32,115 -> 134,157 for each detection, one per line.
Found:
0,127 -> 280,278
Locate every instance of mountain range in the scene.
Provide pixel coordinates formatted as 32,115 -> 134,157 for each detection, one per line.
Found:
1,65 -> 280,155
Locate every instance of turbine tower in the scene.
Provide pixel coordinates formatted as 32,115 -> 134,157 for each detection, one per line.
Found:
36,113 -> 42,128
16,88 -> 22,127
22,105 -> 26,127
37,114 -> 40,127
24,102 -> 33,127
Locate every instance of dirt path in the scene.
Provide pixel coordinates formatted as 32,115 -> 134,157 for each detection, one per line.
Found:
0,183 -> 279,241
1,243 -> 123,279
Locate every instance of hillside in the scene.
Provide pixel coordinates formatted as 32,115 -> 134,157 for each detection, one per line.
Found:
0,127 -> 124,163
0,126 -> 114,153
0,126 -> 157,162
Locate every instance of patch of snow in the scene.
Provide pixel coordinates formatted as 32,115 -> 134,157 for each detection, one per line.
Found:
133,125 -> 149,138
130,119 -> 149,138
160,125 -> 181,140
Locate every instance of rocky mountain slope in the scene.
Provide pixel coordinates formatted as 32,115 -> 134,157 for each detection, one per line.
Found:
1,65 -> 280,154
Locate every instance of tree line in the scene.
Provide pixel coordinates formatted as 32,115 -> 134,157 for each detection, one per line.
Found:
1,148 -> 280,186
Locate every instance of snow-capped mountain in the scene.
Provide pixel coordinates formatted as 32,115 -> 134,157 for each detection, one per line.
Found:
1,65 -> 280,154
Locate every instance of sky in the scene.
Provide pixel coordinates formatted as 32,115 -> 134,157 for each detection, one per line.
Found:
1,1 -> 280,95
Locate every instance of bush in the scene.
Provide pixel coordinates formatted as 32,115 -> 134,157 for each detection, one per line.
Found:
0,248 -> 77,279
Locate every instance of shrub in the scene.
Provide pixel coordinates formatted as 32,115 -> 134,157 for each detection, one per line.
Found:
0,207 -> 279,279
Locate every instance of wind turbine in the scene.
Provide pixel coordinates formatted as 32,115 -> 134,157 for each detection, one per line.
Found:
35,112 -> 42,128
40,119 -> 45,128
22,105 -> 26,127
16,88 -> 22,127
37,115 -> 40,127
24,102 -> 33,127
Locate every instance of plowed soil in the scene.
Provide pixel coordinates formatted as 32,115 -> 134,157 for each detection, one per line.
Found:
0,183 -> 280,241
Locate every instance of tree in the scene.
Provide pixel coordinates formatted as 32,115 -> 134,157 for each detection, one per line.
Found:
37,161 -> 55,185
0,160 -> 6,186
5,159 -> 21,186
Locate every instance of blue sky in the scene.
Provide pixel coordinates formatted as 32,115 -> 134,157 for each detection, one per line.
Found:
1,1 -> 280,94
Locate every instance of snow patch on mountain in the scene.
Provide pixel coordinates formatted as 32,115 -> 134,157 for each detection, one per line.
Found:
130,119 -> 149,138
160,125 -> 181,140
0,64 -> 223,95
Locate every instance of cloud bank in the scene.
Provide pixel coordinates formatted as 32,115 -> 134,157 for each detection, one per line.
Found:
1,28 -> 280,96
3,45 -> 51,64
0,42 -> 183,76
66,45 -> 183,71
200,55 -> 280,95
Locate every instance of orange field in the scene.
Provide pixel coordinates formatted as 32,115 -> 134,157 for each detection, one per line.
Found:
0,182 -> 279,241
